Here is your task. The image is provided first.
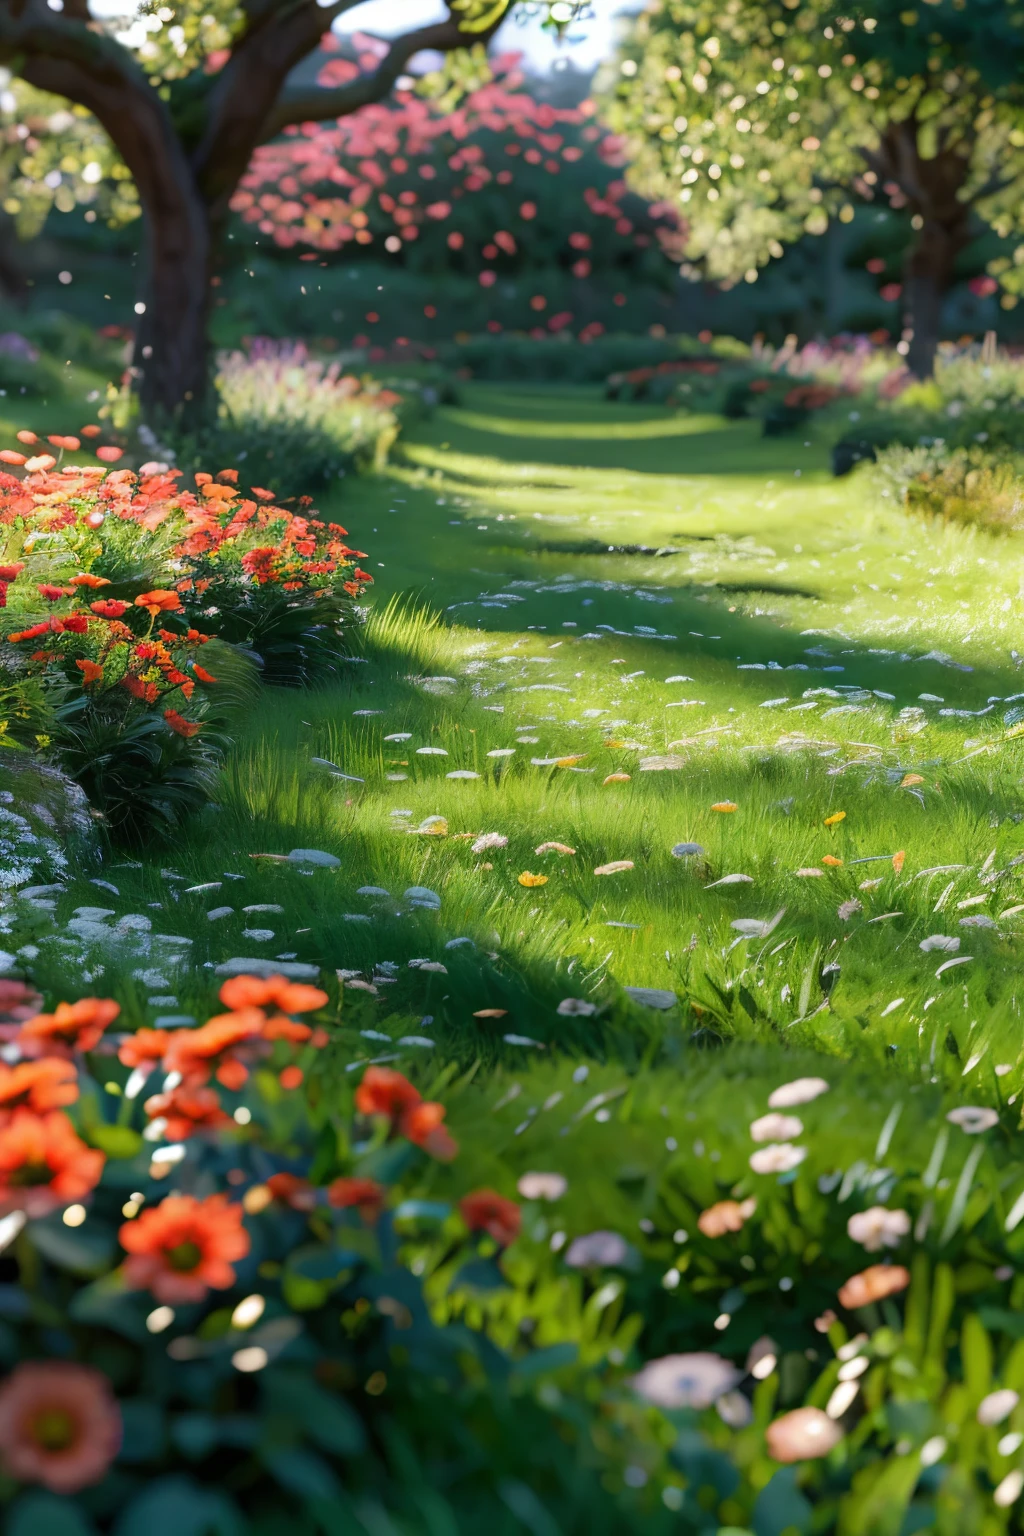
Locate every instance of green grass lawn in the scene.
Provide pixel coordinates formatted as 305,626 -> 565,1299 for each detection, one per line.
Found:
14,379 -> 1024,1532
29,382 -> 1024,1111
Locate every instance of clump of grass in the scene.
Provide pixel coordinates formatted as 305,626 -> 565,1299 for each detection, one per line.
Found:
876,443 -> 1024,534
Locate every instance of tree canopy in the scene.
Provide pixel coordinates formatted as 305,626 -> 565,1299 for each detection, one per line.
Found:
600,0 -> 1024,372
0,0 -> 585,416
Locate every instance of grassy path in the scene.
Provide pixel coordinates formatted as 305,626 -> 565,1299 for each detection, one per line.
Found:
39,384 -> 1024,1104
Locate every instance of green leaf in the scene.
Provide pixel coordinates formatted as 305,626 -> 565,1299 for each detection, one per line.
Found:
509,1342 -> 578,1384
114,1476 -> 243,1536
497,1479 -> 561,1536
753,1465 -> 812,1536
450,1257 -> 509,1292
263,1447 -> 340,1502
9,1492 -> 97,1536
263,1369 -> 365,1457
118,1399 -> 166,1463
69,1272 -> 148,1342
27,1215 -> 116,1276
289,1243 -> 364,1282
88,1124 -> 143,1159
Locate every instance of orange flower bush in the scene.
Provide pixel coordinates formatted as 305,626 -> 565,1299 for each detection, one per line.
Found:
0,441 -> 374,836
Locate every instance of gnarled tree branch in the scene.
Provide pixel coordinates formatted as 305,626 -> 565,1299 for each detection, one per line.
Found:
260,15 -> 498,140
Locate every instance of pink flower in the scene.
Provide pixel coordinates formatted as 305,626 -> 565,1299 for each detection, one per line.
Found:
0,1361 -> 121,1492
765,1407 -> 842,1463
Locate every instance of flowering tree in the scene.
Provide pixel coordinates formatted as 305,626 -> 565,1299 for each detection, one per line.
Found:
0,0 -> 580,421
233,47 -> 684,301
601,0 -> 1024,377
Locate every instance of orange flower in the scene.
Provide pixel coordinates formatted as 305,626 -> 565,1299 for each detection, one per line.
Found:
0,450 -> 25,466
838,1264 -> 910,1309
0,1109 -> 104,1217
821,855 -> 843,867
95,445 -> 123,463
163,709 -> 200,738
80,424 -> 101,438
117,1028 -> 170,1069
0,1361 -> 121,1493
460,1188 -> 521,1247
18,997 -> 120,1058
355,1065 -> 422,1120
0,1059 -> 78,1118
279,1065 -> 304,1090
163,1009 -> 264,1085
327,1175 -> 385,1220
697,1197 -> 756,1239
824,811 -> 846,828
90,598 -> 127,619
119,1192 -> 250,1303
134,589 -> 181,617
15,429 -> 37,444
892,849 -> 906,873
48,434 -> 81,451
711,801 -> 738,813
261,1014 -> 313,1044
265,1172 -> 316,1210
401,1099 -> 458,1161
193,664 -> 218,684
69,572 -> 109,588
75,659 -> 104,686
218,975 -> 327,1014
143,1084 -> 231,1141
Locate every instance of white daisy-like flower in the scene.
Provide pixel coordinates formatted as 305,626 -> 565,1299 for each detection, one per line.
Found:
750,1112 -> 803,1143
557,997 -> 596,1016
471,832 -> 508,854
946,1106 -> 999,1133
767,1077 -> 830,1109
632,1352 -> 740,1410
517,1172 -> 568,1201
846,1206 -> 911,1253
749,1143 -> 807,1175
564,1230 -> 628,1268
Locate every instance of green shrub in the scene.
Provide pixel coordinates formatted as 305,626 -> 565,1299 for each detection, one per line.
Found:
874,442 -> 1024,533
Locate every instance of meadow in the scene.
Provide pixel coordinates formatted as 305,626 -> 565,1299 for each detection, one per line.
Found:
6,372 -> 1024,1534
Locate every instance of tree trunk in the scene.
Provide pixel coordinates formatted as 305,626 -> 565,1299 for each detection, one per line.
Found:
902,216 -> 967,379
134,192 -> 214,427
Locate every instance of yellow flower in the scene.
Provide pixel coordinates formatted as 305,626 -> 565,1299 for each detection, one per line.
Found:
711,801 -> 738,813
603,773 -> 631,784
823,811 -> 846,828
518,872 -> 548,888
35,734 -> 51,748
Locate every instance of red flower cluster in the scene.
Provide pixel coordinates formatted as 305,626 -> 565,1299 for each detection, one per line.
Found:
355,1065 -> 458,1161
0,447 -> 373,740
111,974 -> 330,1136
229,47 -> 684,311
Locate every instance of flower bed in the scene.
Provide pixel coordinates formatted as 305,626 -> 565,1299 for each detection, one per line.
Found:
1,973 -> 1024,1530
0,431 -> 372,839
